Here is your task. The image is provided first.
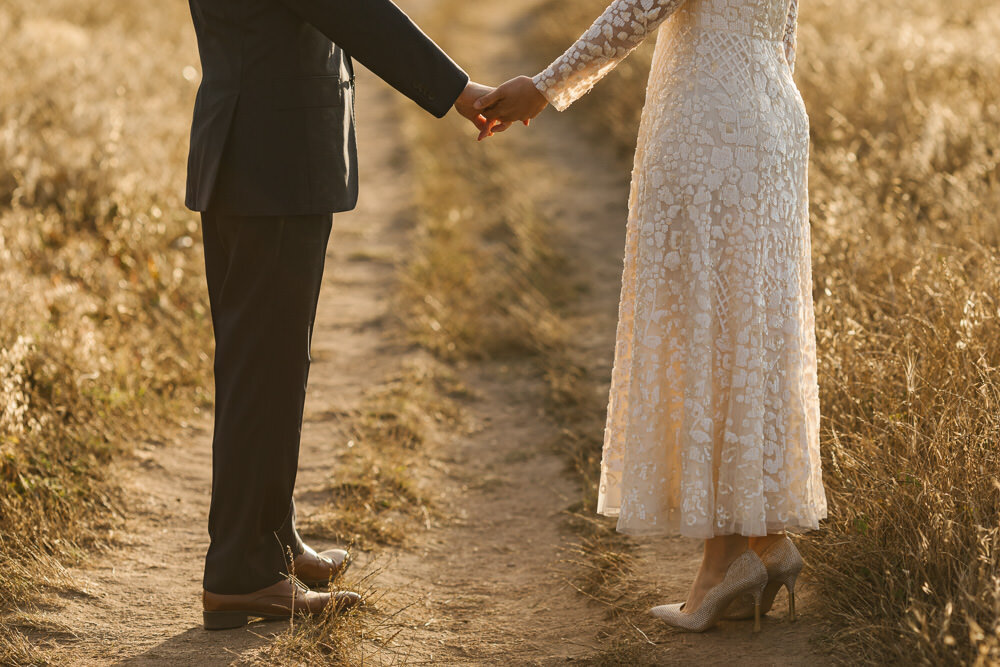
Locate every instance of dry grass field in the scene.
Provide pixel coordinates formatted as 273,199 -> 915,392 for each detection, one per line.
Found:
0,1 -> 208,662
3,0 -> 999,664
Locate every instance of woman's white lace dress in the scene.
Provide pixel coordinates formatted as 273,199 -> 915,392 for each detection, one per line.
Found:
533,0 -> 827,538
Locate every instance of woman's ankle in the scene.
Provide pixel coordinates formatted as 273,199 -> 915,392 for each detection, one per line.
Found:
748,532 -> 785,554
703,534 -> 749,570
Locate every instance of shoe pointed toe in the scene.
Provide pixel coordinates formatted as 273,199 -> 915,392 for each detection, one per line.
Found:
650,603 -> 684,620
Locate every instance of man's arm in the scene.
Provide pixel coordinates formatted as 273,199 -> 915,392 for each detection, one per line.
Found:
276,0 -> 468,117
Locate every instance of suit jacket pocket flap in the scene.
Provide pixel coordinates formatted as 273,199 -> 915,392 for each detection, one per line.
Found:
273,75 -> 345,109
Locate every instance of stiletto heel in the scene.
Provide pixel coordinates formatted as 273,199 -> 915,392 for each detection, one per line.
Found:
752,589 -> 763,633
786,576 -> 798,621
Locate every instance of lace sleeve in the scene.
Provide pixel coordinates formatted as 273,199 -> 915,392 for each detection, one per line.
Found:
783,0 -> 798,73
531,0 -> 687,112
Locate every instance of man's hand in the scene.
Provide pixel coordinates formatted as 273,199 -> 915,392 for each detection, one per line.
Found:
454,81 -> 496,134
473,76 -> 548,140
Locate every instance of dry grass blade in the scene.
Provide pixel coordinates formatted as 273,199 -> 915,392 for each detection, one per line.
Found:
298,363 -> 471,550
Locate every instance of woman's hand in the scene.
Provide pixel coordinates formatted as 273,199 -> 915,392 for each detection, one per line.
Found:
473,76 -> 549,140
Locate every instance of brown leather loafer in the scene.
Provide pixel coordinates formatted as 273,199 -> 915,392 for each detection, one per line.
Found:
292,544 -> 351,587
203,578 -> 361,630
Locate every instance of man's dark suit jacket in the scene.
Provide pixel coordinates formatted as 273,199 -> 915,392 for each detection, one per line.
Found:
186,0 -> 469,216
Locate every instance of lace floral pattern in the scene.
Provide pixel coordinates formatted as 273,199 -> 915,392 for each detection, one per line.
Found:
533,0 -> 827,538
783,0 -> 798,72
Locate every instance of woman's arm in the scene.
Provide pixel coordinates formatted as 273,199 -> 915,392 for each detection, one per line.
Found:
474,0 -> 686,133
534,0 -> 687,111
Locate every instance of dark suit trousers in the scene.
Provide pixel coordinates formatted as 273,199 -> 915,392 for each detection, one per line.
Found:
200,207 -> 332,594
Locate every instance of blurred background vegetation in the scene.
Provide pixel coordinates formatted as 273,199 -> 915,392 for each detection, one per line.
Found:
0,2 -> 209,661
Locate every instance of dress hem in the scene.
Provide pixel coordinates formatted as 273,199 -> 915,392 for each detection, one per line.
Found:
597,508 -> 827,539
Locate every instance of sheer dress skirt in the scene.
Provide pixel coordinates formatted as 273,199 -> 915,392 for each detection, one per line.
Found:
596,21 -> 828,538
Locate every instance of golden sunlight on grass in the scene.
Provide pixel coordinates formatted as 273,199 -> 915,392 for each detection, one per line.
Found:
400,120 -> 569,362
0,1 -> 208,659
299,363 -> 472,549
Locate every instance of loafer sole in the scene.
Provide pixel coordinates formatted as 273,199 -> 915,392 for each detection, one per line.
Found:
203,610 -> 291,630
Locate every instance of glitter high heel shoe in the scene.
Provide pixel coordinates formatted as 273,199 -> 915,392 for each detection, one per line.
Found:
650,550 -> 769,633
722,535 -> 804,621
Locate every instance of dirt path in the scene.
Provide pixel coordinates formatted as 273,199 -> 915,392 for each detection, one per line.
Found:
421,0 -> 834,663
32,68 -> 417,665
36,58 -> 604,665
34,0 -> 832,664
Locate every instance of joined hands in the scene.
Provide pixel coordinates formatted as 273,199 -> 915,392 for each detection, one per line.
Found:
453,81 -> 494,134
453,77 -> 549,141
